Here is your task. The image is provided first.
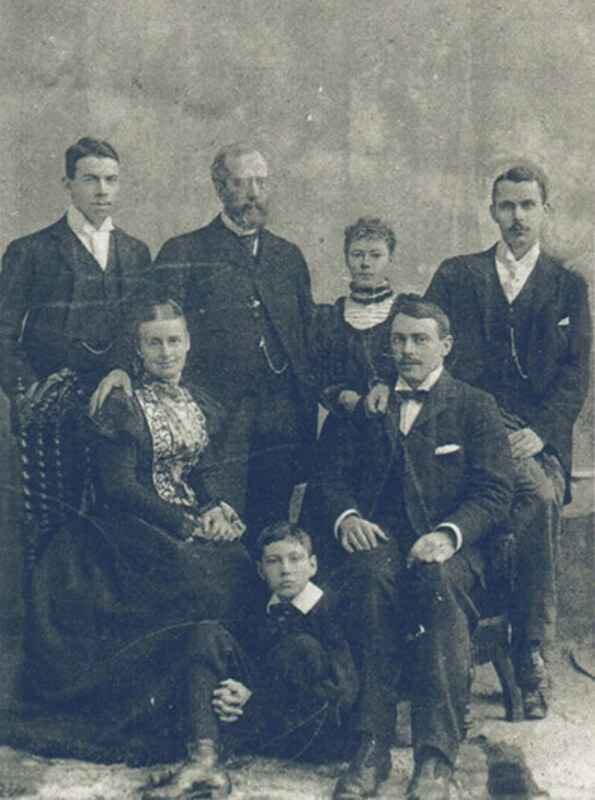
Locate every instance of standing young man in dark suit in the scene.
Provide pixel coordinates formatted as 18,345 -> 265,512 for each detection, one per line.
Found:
148,144 -> 317,545
0,137 -> 151,403
304,296 -> 513,800
425,166 -> 591,719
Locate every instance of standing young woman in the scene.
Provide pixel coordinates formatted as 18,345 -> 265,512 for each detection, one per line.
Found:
313,218 -> 400,417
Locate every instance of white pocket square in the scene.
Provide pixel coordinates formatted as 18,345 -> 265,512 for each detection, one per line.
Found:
557,317 -> 570,327
435,444 -> 461,455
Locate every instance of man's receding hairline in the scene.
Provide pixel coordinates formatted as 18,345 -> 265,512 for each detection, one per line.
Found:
213,145 -> 267,178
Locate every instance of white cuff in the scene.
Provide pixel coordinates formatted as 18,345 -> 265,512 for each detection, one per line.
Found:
436,522 -> 463,552
334,509 -> 360,539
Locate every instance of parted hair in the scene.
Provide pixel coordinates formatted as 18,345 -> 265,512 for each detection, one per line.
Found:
131,299 -> 187,343
344,217 -> 396,256
65,137 -> 119,179
392,293 -> 451,339
256,521 -> 314,559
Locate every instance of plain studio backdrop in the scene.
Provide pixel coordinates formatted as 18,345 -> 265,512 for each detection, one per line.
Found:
0,0 -> 592,658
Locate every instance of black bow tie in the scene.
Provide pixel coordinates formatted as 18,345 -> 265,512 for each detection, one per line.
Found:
268,603 -> 301,627
395,389 -> 429,403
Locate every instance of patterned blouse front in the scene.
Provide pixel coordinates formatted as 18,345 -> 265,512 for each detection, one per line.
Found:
135,375 -> 210,507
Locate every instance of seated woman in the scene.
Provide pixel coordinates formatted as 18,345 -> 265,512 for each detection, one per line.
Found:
313,217 -> 400,416
19,300 -> 253,786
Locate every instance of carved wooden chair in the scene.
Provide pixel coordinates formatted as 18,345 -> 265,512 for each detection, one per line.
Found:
13,369 -> 97,582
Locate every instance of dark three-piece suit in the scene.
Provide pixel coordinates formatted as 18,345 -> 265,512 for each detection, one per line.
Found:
151,215 -> 318,544
425,246 -> 591,655
303,370 -> 513,764
0,215 -> 151,398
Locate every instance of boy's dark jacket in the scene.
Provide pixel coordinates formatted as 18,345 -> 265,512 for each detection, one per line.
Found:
235,585 -> 358,726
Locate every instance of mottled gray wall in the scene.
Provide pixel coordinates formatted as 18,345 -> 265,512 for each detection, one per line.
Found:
0,1 -> 592,638
1,1 -> 592,290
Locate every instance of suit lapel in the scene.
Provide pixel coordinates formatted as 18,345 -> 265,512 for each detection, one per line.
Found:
515,251 -> 558,314
251,231 -> 291,331
112,228 -> 130,273
400,372 -> 458,535
382,394 -> 402,452
470,245 -> 558,316
465,246 -> 503,338
407,371 -> 454,436
50,216 -> 81,277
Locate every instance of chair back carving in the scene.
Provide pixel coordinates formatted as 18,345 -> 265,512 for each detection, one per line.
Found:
14,369 -> 97,571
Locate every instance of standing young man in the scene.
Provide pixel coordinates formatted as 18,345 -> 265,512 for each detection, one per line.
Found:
0,137 -> 151,402
425,165 -> 591,718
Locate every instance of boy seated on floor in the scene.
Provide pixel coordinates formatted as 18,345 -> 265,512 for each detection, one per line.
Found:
143,521 -> 358,800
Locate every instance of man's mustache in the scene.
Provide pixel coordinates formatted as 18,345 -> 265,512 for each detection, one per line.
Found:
240,202 -> 267,214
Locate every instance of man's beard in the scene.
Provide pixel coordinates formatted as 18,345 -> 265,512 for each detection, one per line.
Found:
226,201 -> 268,231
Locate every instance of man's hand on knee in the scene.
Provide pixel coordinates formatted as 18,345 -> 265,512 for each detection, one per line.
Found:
407,531 -> 456,567
89,369 -> 133,416
509,427 -> 544,460
339,515 -> 388,553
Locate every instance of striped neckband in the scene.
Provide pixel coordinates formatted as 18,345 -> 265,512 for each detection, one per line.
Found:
349,281 -> 394,305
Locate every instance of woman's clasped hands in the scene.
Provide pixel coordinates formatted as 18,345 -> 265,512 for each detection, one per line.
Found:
188,501 -> 246,542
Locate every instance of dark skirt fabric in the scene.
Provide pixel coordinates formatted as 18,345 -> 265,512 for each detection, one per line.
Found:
6,507 -> 254,765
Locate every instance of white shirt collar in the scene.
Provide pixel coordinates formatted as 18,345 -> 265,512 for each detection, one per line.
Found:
496,240 -> 540,273
67,204 -> 114,236
395,364 -> 444,393
221,211 -> 259,237
267,581 -> 323,615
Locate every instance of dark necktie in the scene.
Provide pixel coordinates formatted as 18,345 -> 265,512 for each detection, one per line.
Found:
395,389 -> 429,403
238,233 -> 257,257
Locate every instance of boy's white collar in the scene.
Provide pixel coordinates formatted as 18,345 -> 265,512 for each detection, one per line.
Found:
267,581 -> 323,615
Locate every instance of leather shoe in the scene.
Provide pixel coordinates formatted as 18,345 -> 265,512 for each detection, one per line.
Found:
517,644 -> 549,719
141,739 -> 231,799
407,750 -> 456,800
333,733 -> 391,799
522,687 -> 547,719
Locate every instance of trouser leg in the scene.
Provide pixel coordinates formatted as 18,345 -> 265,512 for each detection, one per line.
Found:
185,622 -> 253,742
253,633 -> 333,758
331,539 -> 402,743
408,556 -> 477,766
510,452 -> 566,653
219,373 -> 306,551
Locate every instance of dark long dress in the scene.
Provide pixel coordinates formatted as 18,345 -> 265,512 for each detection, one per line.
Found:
8,378 -> 253,765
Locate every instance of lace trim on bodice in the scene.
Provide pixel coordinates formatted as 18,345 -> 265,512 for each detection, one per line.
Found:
135,378 -> 209,507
